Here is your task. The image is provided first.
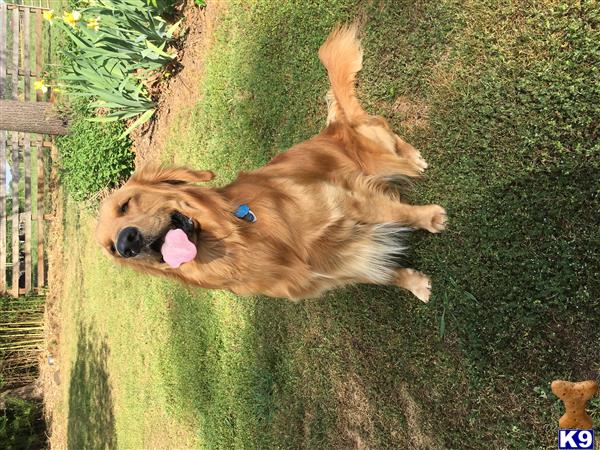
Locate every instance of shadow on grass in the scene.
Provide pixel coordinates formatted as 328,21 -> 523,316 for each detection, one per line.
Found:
164,167 -> 600,450
408,164 -> 600,445
67,323 -> 116,450
420,166 -> 600,379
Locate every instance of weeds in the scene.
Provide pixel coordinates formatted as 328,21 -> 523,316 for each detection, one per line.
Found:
55,109 -> 134,201
0,296 -> 45,390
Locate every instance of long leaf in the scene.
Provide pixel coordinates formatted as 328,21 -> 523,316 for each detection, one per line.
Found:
120,108 -> 155,138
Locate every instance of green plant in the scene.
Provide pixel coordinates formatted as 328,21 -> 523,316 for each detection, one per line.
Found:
51,0 -> 179,135
145,0 -> 179,17
56,114 -> 134,201
0,398 -> 46,450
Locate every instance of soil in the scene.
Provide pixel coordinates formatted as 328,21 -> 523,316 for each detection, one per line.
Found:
131,0 -> 224,166
40,183 -> 68,450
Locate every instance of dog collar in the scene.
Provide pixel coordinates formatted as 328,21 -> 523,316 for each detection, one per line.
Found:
234,204 -> 257,223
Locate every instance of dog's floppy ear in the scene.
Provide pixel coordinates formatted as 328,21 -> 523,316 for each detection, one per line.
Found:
130,165 -> 215,185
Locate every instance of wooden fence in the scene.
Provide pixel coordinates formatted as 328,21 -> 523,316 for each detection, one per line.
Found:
0,2 -> 55,297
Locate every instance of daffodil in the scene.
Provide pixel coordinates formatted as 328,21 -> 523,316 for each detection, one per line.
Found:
63,11 -> 80,28
86,17 -> 100,31
42,10 -> 54,23
33,80 -> 48,94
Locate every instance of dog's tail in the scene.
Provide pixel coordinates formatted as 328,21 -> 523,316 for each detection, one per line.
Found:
318,24 -> 366,126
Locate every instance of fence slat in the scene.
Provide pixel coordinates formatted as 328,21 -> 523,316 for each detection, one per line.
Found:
11,6 -> 19,100
35,10 -> 42,102
37,144 -> 44,289
0,131 -> 6,292
5,5 -> 50,13
6,68 -> 40,77
24,134 -> 32,293
13,136 -> 51,147
0,3 -> 7,98
11,132 -> 20,297
0,4 -> 6,293
23,4 -> 35,293
7,211 -> 30,223
23,7 -> 31,102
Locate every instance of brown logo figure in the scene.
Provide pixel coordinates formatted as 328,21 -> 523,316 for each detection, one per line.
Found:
551,379 -> 598,429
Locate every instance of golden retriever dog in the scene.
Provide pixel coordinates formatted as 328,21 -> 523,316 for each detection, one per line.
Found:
96,24 -> 446,302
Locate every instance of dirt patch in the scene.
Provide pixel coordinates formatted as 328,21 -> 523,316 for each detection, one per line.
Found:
397,382 -> 444,449
131,0 -> 225,166
393,96 -> 429,131
40,181 -> 68,450
333,372 -> 375,449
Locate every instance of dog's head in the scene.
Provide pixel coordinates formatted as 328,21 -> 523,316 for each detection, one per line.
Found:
96,165 -> 221,272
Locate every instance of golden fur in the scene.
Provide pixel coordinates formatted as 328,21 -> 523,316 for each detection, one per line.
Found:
96,24 -> 447,302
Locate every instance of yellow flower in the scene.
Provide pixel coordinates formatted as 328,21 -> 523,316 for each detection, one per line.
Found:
86,17 -> 100,31
33,80 -> 48,94
42,10 -> 54,23
63,11 -> 80,28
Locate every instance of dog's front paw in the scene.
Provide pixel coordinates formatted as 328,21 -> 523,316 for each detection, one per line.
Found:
411,148 -> 428,173
395,137 -> 428,173
422,205 -> 447,233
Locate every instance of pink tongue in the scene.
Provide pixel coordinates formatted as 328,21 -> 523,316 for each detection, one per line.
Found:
161,229 -> 197,268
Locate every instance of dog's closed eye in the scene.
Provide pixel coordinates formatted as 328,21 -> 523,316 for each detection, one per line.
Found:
120,199 -> 130,214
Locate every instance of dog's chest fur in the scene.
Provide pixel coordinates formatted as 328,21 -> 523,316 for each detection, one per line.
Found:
203,168 -> 407,299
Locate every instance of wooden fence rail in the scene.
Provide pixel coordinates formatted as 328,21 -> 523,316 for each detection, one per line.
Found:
0,2 -> 53,297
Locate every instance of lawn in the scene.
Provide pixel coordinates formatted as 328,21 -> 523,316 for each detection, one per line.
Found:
51,0 -> 600,448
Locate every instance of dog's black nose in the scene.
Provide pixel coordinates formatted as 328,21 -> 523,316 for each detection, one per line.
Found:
116,227 -> 143,258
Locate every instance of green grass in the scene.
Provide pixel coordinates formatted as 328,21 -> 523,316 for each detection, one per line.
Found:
55,0 -> 600,448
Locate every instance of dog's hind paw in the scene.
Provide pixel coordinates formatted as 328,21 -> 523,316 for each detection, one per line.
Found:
420,205 -> 447,233
411,275 -> 432,303
395,136 -> 428,173
395,269 -> 431,303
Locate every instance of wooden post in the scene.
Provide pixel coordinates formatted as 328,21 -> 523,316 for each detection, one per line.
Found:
36,143 -> 44,290
0,3 -> 7,98
0,4 -> 7,293
50,144 -> 57,193
11,6 -> 18,101
10,7 -> 20,297
11,132 -> 20,297
35,10 -> 45,289
24,135 -> 32,293
23,7 -> 30,102
35,10 -> 42,102
0,100 -> 68,135
22,10 -> 32,293
0,131 -> 6,292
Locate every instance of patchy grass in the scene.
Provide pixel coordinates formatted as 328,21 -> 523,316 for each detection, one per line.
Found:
50,201 -> 199,449
52,0 -> 600,448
